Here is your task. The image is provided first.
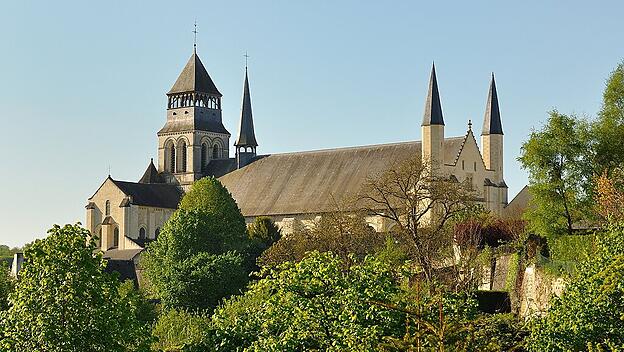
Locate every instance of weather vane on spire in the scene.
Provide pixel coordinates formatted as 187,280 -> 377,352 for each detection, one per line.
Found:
244,51 -> 250,70
193,20 -> 198,53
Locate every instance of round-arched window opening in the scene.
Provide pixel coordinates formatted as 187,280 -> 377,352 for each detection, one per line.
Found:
139,227 -> 146,240
212,144 -> 220,159
155,227 -> 161,239
113,228 -> 120,247
201,143 -> 208,168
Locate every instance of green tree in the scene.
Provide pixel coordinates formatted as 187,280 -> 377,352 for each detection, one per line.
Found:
0,224 -> 150,352
527,223 -> 624,351
593,62 -> 624,174
151,309 -> 211,352
0,262 -> 12,311
209,252 -> 407,351
178,177 -> 247,250
142,210 -> 248,311
519,111 -> 593,236
247,216 -> 280,249
258,211 -> 385,268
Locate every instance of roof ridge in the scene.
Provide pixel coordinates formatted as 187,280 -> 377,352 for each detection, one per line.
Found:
257,136 -> 469,157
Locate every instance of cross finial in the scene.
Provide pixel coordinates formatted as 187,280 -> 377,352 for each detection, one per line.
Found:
244,51 -> 250,70
468,119 -> 473,131
193,21 -> 198,53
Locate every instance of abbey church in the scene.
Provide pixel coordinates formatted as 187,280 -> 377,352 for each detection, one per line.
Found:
86,50 -> 511,259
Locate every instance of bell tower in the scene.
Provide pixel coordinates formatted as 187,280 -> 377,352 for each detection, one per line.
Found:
157,50 -> 231,190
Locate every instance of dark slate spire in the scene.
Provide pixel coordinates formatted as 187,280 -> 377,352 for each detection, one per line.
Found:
139,159 -> 164,184
482,73 -> 503,135
422,63 -> 445,126
235,68 -> 258,147
168,52 -> 222,96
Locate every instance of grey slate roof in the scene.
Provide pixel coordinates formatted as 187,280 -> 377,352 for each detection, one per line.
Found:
157,116 -> 231,135
422,63 -> 445,126
111,179 -> 182,209
168,52 -> 222,96
204,158 -> 238,178
219,138 -> 465,217
482,74 -> 503,135
103,248 -> 143,261
138,159 -> 165,184
235,69 -> 258,147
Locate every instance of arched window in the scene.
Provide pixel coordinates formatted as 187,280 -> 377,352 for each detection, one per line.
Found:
113,228 -> 119,247
139,227 -> 146,240
155,227 -> 160,239
105,200 -> 110,216
201,143 -> 208,168
212,144 -> 220,159
178,141 -> 187,172
167,142 -> 176,172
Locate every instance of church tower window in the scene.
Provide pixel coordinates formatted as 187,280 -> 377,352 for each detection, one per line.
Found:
178,141 -> 187,172
155,227 -> 160,239
113,228 -> 119,247
139,227 -> 146,240
166,142 -> 176,173
201,143 -> 208,168
105,200 -> 110,216
212,144 -> 220,159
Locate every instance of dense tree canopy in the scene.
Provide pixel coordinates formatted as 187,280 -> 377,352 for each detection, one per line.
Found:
141,210 -> 248,311
0,262 -> 12,311
0,224 -> 150,352
527,224 -> 624,351
178,177 -> 247,249
519,111 -> 593,236
593,62 -> 624,173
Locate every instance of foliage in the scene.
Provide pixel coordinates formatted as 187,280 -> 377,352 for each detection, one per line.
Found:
0,245 -> 21,261
0,262 -> 12,311
178,177 -> 247,250
454,215 -> 526,249
247,216 -> 281,246
259,211 -> 386,268
151,309 -> 211,352
593,62 -> 624,174
210,252 -> 409,351
143,177 -> 253,311
358,156 -> 476,281
142,212 -> 248,311
118,280 -> 158,327
519,110 -> 594,237
0,224 -> 150,352
527,223 -> 624,351
246,216 -> 281,270
596,169 -> 624,222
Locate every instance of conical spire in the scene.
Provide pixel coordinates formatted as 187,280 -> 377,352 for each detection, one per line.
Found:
168,52 -> 222,96
139,159 -> 164,184
235,68 -> 258,147
422,63 -> 445,126
482,73 -> 503,135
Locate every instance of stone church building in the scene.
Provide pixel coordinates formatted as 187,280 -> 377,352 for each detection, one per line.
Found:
86,50 -> 510,261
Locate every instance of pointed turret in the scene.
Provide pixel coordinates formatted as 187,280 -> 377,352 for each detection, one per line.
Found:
422,63 -> 445,126
235,68 -> 258,148
168,52 -> 221,96
482,73 -> 503,135
421,63 -> 445,174
235,68 -> 258,169
139,159 -> 164,184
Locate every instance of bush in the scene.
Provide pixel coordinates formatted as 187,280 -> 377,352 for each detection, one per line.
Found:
152,309 -> 211,352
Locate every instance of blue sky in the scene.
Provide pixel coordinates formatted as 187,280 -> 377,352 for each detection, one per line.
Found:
0,1 -> 622,247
